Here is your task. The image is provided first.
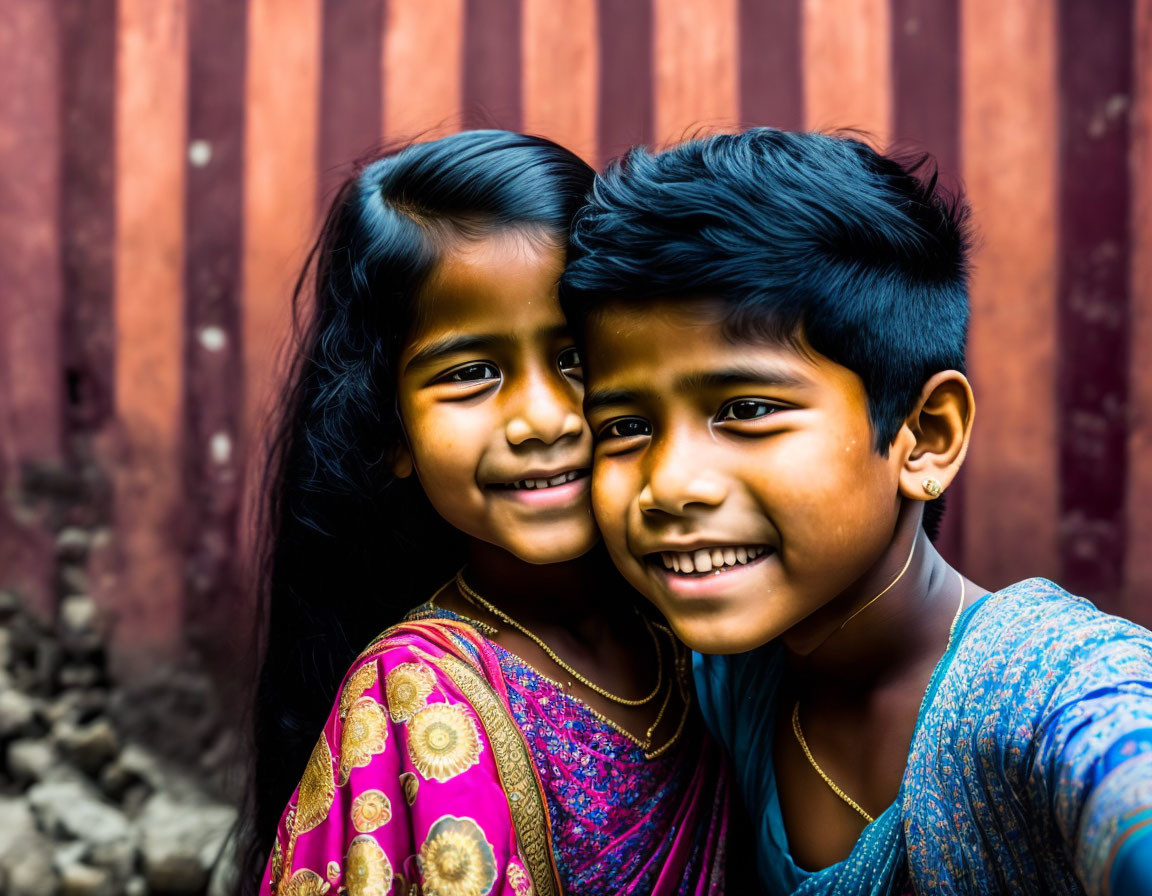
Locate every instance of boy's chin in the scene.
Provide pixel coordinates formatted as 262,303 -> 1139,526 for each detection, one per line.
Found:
653,605 -> 782,655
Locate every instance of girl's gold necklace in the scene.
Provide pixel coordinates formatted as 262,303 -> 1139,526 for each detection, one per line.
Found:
454,570 -> 691,759
455,569 -> 663,706
792,570 -> 967,825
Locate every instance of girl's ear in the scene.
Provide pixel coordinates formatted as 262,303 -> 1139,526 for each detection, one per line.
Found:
897,370 -> 974,502
390,443 -> 414,479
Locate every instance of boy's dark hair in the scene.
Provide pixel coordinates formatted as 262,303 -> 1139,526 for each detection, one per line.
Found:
560,128 -> 971,537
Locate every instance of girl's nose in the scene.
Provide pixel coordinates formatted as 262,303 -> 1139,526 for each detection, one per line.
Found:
505,373 -> 585,446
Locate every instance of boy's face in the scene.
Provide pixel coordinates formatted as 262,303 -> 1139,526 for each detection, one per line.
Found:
583,298 -> 908,654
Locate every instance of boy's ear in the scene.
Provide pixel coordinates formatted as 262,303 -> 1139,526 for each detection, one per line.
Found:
390,442 -> 414,479
897,370 -> 974,501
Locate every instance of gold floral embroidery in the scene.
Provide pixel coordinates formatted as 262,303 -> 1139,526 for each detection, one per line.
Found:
345,834 -> 393,896
270,835 -> 284,889
419,816 -> 498,896
351,789 -> 392,832
385,662 -> 436,722
399,772 -> 419,805
406,702 -> 482,782
429,654 -> 558,896
506,861 -> 533,896
296,734 -> 336,834
281,868 -> 331,896
339,696 -> 389,783
326,861 -> 340,883
340,662 -> 379,719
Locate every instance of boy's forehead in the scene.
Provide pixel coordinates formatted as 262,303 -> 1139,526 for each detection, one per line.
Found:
584,296 -> 811,376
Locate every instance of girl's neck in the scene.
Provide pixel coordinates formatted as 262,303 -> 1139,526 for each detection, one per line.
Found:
783,505 -> 972,695
461,540 -> 623,636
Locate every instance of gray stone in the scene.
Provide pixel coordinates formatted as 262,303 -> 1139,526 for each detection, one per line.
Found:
56,528 -> 92,562
59,564 -> 90,596
27,780 -> 133,848
125,877 -> 148,896
58,664 -> 101,688
60,594 -> 98,637
44,691 -> 84,726
0,796 -> 57,896
86,833 -> 137,882
98,755 -> 144,802
117,742 -> 168,792
137,792 -> 237,896
0,627 -> 14,666
7,736 -> 58,783
0,688 -> 37,737
57,718 -> 119,776
0,589 -> 21,618
58,862 -> 115,896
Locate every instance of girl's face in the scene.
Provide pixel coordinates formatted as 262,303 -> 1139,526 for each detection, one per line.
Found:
394,229 -> 596,564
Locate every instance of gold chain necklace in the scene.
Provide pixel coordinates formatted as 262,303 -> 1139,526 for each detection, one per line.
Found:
455,570 -> 664,707
792,571 -> 967,825
557,624 -> 693,760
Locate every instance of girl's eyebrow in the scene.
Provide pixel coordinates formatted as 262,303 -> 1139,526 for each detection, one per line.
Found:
403,323 -> 573,374
403,334 -> 498,372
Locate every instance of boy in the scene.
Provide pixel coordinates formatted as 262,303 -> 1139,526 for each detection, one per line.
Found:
560,129 -> 1152,894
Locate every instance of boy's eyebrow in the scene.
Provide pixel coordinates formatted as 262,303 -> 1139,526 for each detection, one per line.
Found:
583,387 -> 648,416
678,365 -> 810,391
585,364 -> 810,414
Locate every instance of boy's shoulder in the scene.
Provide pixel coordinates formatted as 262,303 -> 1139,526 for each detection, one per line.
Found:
963,577 -> 1152,666
934,577 -> 1152,747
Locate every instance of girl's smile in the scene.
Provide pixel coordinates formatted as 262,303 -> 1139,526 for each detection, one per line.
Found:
394,230 -> 597,565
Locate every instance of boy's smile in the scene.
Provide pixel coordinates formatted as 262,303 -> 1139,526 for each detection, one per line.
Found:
584,298 -> 910,654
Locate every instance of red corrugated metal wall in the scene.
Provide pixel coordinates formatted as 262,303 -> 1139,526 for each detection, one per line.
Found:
1,0 -> 1149,676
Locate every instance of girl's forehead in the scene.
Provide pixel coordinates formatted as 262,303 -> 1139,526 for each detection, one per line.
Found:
402,234 -> 569,364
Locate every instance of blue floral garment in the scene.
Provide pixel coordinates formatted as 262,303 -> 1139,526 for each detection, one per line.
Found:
695,578 -> 1152,895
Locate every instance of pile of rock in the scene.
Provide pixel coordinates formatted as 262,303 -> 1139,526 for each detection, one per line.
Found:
0,580 -> 240,896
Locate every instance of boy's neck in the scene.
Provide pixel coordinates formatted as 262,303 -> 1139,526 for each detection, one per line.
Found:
781,507 -> 968,692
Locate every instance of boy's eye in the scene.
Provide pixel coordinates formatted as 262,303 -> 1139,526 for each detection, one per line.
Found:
558,347 -> 583,377
718,399 -> 778,421
599,417 -> 652,440
438,362 -> 499,384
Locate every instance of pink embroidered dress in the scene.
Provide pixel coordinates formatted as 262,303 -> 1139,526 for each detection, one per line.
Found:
263,609 -> 728,896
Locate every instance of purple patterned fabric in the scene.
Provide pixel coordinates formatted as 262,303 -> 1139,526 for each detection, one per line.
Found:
495,642 -> 728,895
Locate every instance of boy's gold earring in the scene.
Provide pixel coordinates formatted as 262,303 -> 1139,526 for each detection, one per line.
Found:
922,477 -> 943,499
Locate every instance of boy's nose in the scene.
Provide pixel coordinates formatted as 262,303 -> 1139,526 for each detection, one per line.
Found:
638,444 -> 728,515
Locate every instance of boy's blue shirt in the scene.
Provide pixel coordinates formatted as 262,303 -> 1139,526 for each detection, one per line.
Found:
694,578 -> 1152,895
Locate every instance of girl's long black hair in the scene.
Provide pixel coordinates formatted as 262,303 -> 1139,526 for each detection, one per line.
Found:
238,131 -> 595,894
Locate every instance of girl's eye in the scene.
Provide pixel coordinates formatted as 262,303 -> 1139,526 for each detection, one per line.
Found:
440,362 -> 499,384
599,418 -> 652,440
558,347 -> 583,377
718,399 -> 778,421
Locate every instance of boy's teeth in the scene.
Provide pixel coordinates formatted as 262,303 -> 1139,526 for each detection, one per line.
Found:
659,546 -> 767,573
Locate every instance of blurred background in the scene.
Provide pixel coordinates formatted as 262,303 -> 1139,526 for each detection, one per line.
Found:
1,0 -> 1149,893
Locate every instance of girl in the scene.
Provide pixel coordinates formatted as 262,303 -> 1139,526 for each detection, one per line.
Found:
241,131 -> 728,896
